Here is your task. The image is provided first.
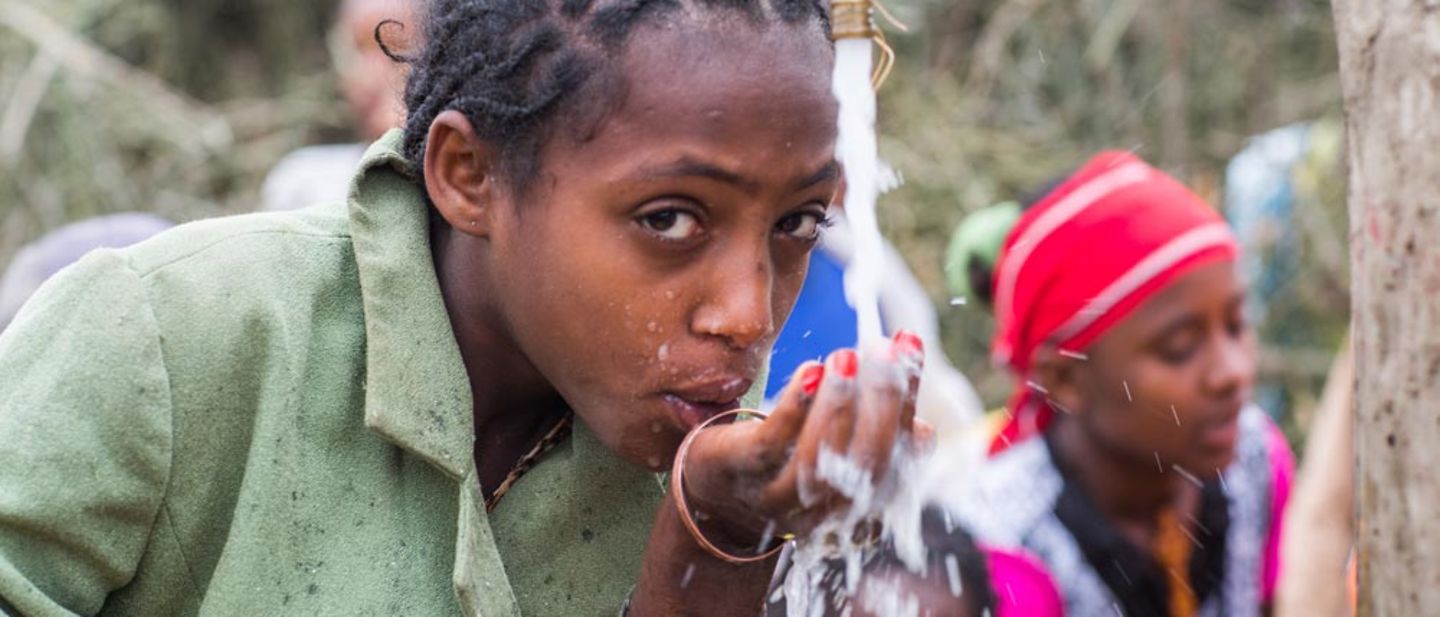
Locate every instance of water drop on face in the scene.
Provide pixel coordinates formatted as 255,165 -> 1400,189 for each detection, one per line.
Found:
657,343 -> 670,361
664,290 -> 676,300
646,321 -> 659,333
680,563 -> 696,588
651,421 -> 663,434
647,455 -> 662,469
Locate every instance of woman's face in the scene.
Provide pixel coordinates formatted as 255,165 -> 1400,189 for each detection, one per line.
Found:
480,22 -> 838,468
1066,259 -> 1257,475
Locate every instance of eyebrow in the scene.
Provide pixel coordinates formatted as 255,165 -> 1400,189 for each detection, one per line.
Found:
638,158 -> 754,192
1150,293 -> 1245,341
635,158 -> 839,195
793,161 -> 840,191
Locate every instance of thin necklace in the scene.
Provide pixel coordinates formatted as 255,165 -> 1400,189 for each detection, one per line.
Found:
484,413 -> 574,512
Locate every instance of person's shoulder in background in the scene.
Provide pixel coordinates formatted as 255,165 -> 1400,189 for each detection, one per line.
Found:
0,213 -> 173,330
260,143 -> 368,213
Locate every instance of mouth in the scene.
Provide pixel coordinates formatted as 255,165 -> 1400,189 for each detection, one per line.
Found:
1194,405 -> 1243,452
660,377 -> 753,433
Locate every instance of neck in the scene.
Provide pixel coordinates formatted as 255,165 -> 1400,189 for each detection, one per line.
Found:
1048,415 -> 1182,525
431,222 -> 569,491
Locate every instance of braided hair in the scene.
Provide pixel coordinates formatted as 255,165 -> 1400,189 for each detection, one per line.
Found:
382,0 -> 831,197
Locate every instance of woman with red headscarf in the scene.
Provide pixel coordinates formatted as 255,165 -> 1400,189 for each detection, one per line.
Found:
945,152 -> 1293,617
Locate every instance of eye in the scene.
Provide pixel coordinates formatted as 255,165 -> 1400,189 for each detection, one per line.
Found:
775,209 -> 830,241
638,208 -> 703,242
1155,328 -> 1202,365
1227,304 -> 1251,338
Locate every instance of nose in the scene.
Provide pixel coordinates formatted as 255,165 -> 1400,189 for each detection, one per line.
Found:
691,250 -> 776,350
1203,331 -> 1255,400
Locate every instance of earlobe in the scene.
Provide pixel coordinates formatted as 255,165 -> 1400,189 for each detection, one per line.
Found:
423,110 -> 500,237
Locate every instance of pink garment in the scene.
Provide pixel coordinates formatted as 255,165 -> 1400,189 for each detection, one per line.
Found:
983,545 -> 1065,617
1262,421 -> 1295,603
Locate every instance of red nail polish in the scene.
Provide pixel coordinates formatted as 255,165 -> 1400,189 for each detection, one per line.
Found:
799,364 -> 825,396
892,330 -> 923,357
833,350 -> 858,378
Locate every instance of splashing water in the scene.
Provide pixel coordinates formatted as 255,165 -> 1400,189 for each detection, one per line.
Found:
777,21 -> 985,617
834,37 -> 887,347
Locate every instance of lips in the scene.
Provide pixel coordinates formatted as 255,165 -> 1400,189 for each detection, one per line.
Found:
1194,404 -> 1243,451
661,377 -> 753,432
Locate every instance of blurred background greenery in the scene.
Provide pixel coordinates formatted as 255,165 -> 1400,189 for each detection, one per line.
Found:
0,0 -> 1348,442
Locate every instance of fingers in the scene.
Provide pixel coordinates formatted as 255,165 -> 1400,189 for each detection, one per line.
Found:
912,418 -> 935,447
892,331 -> 925,434
760,361 -> 824,451
764,349 -> 858,509
759,332 -> 926,530
845,332 -> 923,484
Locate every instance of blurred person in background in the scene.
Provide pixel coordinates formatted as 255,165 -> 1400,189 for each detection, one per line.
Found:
260,0 -> 415,213
0,213 -> 172,332
941,151 -> 1294,617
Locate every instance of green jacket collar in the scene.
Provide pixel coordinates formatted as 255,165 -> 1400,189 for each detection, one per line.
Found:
348,129 -> 475,481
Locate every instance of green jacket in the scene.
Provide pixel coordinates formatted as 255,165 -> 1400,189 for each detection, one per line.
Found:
0,131 -> 764,616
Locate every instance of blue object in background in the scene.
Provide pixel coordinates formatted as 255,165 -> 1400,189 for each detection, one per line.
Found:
765,249 -> 860,400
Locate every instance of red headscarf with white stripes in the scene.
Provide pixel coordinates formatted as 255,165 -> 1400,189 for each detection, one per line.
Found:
988,151 -> 1239,455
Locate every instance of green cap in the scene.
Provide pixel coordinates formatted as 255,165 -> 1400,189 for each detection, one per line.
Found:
944,201 -> 1022,303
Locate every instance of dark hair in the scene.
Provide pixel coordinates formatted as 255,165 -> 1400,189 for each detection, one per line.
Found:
381,0 -> 830,197
966,169 -> 1074,307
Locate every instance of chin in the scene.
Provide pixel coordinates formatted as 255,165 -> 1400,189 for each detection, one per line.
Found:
1191,446 -> 1239,476
573,402 -> 684,472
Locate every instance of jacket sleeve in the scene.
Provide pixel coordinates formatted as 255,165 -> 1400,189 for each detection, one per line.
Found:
0,250 -> 173,616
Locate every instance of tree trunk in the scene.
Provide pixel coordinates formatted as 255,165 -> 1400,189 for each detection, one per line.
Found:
1332,2 -> 1440,614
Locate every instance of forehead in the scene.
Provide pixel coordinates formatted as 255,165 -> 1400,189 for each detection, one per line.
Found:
556,18 -> 837,161
1096,259 -> 1243,346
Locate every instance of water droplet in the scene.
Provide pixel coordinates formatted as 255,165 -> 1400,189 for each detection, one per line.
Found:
949,297 -> 967,306
647,455 -> 661,469
1122,380 -> 1132,402
657,343 -> 669,361
664,290 -> 676,300
945,553 -> 964,597
651,422 -> 662,434
680,562 -> 696,588
646,321 -> 658,333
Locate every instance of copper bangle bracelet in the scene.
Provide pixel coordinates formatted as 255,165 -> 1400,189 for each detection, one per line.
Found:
669,408 -> 786,565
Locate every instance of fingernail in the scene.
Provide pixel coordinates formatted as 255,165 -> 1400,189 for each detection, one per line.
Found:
892,330 -> 923,357
831,349 -> 858,379
799,364 -> 825,396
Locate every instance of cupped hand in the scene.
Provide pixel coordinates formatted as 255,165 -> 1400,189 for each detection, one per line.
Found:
678,330 -> 932,552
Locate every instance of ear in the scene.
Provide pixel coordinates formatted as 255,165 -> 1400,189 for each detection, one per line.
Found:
423,110 -> 502,237
1029,343 -> 1087,416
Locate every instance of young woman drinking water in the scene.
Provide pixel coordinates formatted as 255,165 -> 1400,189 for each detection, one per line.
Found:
0,0 -> 925,614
